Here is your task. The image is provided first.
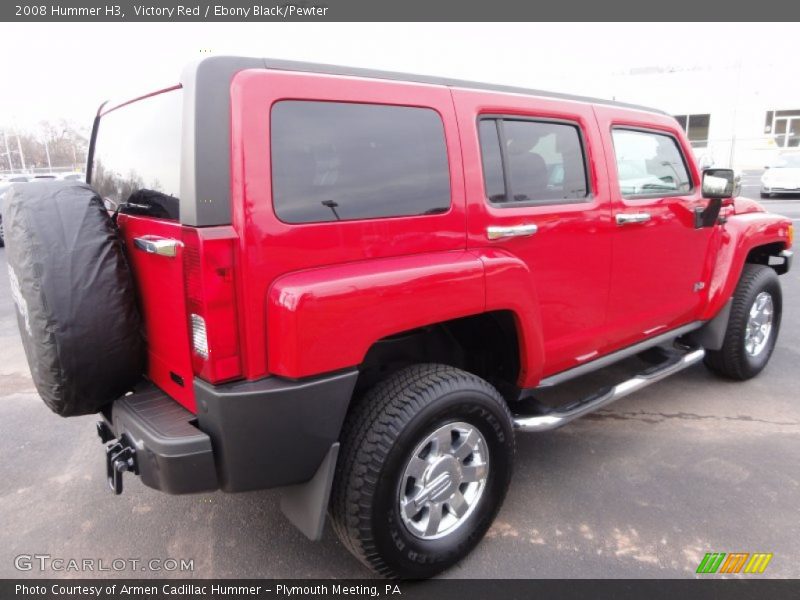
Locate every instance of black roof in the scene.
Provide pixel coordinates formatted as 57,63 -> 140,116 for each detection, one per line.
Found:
259,57 -> 667,115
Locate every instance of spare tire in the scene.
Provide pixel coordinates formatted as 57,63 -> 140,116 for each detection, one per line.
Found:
4,181 -> 145,416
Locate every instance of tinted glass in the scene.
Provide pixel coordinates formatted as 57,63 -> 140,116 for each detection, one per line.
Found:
91,88 -> 182,213
501,120 -> 588,204
612,129 -> 692,196
271,101 -> 450,223
478,120 -> 506,202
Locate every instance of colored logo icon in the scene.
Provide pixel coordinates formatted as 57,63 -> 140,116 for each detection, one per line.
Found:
696,552 -> 773,574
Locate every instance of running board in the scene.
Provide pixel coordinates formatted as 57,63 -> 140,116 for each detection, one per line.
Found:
513,347 -> 705,432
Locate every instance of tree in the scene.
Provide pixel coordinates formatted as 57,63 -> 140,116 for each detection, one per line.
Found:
1,120 -> 89,173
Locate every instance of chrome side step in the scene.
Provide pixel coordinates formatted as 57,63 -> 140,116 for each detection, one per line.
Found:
513,347 -> 705,432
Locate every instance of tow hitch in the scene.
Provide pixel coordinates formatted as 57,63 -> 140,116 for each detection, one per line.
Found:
97,421 -> 138,495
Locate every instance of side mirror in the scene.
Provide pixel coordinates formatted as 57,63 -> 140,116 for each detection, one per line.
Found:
701,168 -> 735,200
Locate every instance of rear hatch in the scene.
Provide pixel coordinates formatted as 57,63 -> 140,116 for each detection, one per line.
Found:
91,87 -> 241,412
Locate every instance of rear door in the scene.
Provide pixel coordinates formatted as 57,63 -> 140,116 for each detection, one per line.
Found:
453,89 -> 614,378
90,87 -> 195,409
594,106 -> 718,348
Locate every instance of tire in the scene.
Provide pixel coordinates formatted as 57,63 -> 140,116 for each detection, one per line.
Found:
0,212 -> 5,247
760,191 -> 771,199
4,181 -> 145,416
704,264 -> 782,380
331,364 -> 515,579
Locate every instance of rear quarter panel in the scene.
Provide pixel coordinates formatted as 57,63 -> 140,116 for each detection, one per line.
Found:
230,70 -> 469,379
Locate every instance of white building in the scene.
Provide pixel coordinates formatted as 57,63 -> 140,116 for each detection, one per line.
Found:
594,61 -> 800,171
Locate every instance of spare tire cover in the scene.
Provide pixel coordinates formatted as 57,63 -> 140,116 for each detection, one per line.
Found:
4,181 -> 145,416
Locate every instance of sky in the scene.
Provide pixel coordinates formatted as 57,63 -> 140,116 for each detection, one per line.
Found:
0,22 -> 797,130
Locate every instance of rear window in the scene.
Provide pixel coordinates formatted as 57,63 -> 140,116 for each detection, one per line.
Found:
91,88 -> 182,215
271,100 -> 451,224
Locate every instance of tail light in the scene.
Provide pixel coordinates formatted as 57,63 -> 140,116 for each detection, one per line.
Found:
182,226 -> 242,383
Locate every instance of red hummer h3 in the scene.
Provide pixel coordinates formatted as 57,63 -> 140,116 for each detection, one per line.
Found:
26,58 -> 800,578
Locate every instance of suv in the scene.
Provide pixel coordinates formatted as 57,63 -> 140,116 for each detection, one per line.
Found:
8,57 -> 795,578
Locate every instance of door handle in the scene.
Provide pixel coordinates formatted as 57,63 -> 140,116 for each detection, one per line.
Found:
486,223 -> 538,240
133,235 -> 183,258
615,212 -> 652,226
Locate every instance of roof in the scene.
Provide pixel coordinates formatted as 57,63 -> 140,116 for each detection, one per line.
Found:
258,57 -> 668,115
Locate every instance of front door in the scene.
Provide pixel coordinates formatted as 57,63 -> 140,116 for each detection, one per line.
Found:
594,107 -> 719,350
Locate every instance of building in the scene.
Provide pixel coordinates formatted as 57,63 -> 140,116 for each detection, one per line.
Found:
588,61 -> 800,170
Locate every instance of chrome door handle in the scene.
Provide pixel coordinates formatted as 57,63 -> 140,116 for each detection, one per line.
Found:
486,223 -> 538,240
133,235 -> 183,258
615,212 -> 652,226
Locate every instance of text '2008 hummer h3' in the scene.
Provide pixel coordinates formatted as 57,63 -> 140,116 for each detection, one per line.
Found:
4,57 -> 793,578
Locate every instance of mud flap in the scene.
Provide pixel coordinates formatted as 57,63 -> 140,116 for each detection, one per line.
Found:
280,443 -> 339,541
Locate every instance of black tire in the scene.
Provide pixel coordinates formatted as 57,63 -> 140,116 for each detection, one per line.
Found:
760,191 -> 771,199
704,264 -> 782,380
331,364 -> 514,579
4,181 -> 145,416
0,212 -> 4,247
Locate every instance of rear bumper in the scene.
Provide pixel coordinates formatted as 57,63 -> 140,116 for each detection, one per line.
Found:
101,369 -> 358,495
100,383 -> 218,494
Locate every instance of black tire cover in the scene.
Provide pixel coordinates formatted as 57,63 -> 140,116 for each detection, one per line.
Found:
4,181 -> 145,416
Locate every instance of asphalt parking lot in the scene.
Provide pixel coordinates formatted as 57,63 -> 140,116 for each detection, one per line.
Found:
1,191 -> 798,579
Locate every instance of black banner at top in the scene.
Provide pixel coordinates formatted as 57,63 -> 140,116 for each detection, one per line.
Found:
2,0 -> 800,22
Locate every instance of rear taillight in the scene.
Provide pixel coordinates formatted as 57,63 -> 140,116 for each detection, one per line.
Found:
182,226 -> 242,383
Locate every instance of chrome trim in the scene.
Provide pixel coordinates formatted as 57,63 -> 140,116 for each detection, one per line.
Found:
744,292 -> 774,357
615,212 -> 652,225
486,223 -> 538,240
537,321 -> 704,388
514,348 -> 705,432
398,422 -> 489,540
133,235 -> 183,258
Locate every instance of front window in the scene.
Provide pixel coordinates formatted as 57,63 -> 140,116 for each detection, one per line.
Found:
771,154 -> 800,168
611,129 -> 692,197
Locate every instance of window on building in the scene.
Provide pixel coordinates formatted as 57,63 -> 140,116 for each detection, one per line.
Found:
477,117 -> 589,206
611,128 -> 692,197
765,109 -> 800,148
672,114 -> 710,148
271,100 -> 451,224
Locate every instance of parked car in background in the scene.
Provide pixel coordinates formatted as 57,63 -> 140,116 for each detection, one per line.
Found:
761,153 -> 800,197
59,172 -> 85,182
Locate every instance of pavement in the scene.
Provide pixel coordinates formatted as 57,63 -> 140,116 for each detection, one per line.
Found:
1,193 -> 799,579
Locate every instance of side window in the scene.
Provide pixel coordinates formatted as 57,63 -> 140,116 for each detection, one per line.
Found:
271,100 -> 451,224
477,117 -> 590,206
478,120 -> 507,202
611,129 -> 692,197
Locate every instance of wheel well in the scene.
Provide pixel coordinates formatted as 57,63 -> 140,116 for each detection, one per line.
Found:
356,311 -> 521,402
745,242 -> 789,274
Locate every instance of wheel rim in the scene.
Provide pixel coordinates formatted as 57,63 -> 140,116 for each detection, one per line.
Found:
744,291 -> 774,357
398,421 -> 489,540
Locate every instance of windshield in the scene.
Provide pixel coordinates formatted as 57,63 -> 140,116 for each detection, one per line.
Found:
90,87 -> 182,215
773,154 -> 800,168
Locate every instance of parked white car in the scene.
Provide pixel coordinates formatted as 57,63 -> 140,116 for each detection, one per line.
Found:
761,153 -> 800,197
